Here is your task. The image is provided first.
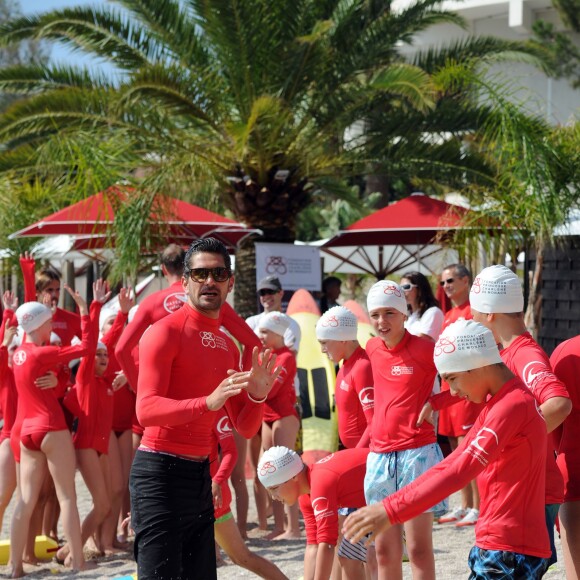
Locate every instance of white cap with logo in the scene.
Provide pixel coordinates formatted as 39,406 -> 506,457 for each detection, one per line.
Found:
366,281 -> 408,316
257,446 -> 303,488
434,319 -> 503,374
16,302 -> 52,334
259,311 -> 291,337
316,306 -> 358,341
470,265 -> 524,314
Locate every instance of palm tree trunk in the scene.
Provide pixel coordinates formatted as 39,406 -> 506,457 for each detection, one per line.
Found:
524,241 -> 543,339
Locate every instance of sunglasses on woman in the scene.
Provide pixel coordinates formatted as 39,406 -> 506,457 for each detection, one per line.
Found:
400,283 -> 418,291
185,267 -> 231,283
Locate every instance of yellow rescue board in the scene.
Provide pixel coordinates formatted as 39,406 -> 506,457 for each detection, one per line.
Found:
288,290 -> 337,463
0,535 -> 58,565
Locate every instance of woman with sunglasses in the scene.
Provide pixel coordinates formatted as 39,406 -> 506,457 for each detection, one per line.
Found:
400,272 -> 444,342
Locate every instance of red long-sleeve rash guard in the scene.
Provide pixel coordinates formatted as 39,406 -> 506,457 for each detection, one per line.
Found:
366,332 -> 437,453
299,448 -> 369,546
210,409 -> 238,519
384,378 -> 550,559
137,303 -> 264,456
550,336 -> 580,502
335,346 -> 374,449
263,347 -> 297,423
66,302 -> 116,454
501,333 -> 568,505
12,313 -> 92,437
115,281 -> 187,391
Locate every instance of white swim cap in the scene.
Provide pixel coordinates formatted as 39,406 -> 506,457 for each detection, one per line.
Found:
367,281 -> 407,316
434,319 -> 502,374
96,341 -> 107,352
470,265 -> 523,314
259,312 -> 291,337
50,332 -> 62,345
16,302 -> 52,334
99,307 -> 117,331
128,304 -> 139,324
316,306 -> 358,341
257,446 -> 303,488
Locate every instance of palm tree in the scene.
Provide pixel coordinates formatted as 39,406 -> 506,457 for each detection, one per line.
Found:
0,0 -> 549,315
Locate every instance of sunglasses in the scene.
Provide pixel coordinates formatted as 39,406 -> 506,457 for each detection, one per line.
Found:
259,289 -> 279,296
400,283 -> 418,291
439,277 -> 455,286
186,267 -> 231,283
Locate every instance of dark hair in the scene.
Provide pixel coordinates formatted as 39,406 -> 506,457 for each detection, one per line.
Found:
401,271 -> 439,317
184,237 -> 231,273
322,276 -> 341,293
443,263 -> 472,284
35,267 -> 61,293
161,244 -> 186,276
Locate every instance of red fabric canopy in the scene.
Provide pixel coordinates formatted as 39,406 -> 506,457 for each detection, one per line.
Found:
324,193 -> 468,248
10,186 -> 256,251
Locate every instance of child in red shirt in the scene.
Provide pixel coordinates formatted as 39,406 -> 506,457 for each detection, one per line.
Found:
258,445 -> 369,580
344,319 -> 550,580
257,311 -> 300,540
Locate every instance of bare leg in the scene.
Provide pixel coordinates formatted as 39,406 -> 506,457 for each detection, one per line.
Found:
215,516 -> 288,580
248,433 -> 269,531
374,523 -> 404,580
99,433 -> 125,553
560,500 -> 580,580
271,416 -> 300,540
0,439 -> 16,531
9,446 -> 47,578
40,479 -> 59,541
404,512 -> 435,580
261,423 -> 285,539
230,429 -> 249,539
42,431 -> 91,572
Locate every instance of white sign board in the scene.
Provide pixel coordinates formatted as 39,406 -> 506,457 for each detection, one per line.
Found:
255,243 -> 321,291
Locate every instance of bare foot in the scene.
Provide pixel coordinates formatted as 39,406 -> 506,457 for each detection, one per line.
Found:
103,546 -> 126,556
55,544 -> 69,564
113,537 -> 129,550
273,530 -> 302,541
22,554 -> 39,565
77,560 -> 98,572
264,529 -> 285,540
9,565 -> 25,578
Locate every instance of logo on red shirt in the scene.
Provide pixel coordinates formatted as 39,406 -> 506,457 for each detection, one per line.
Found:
316,453 -> 335,464
434,336 -> 456,356
199,331 -> 229,351
522,361 -> 550,392
391,366 -> 413,376
465,426 -> 498,466
359,386 -> 374,407
216,416 -> 232,437
339,380 -> 349,391
312,496 -> 330,518
13,350 -> 27,366
163,292 -> 187,314
472,277 -> 481,294
259,461 -> 276,476
383,285 -> 402,297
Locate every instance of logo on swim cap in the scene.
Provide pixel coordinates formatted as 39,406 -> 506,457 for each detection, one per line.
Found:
383,285 -> 402,297
321,315 -> 339,328
216,416 -> 232,436
434,336 -> 456,356
471,277 -> 481,294
312,497 -> 330,517
13,350 -> 27,366
163,292 -> 187,314
259,461 -> 277,476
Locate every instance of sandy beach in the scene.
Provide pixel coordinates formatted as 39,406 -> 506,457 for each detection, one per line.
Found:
0,474 -> 567,579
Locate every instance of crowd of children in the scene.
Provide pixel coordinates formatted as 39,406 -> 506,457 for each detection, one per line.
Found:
0,245 -> 578,580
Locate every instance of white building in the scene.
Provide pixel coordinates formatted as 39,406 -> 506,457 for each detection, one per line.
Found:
394,0 -> 579,124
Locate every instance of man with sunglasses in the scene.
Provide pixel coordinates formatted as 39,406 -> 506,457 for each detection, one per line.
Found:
129,238 -> 281,580
436,263 -> 484,528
